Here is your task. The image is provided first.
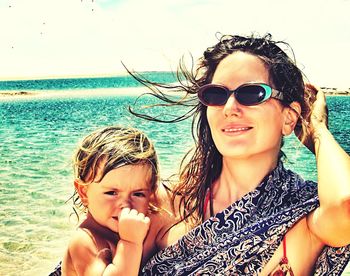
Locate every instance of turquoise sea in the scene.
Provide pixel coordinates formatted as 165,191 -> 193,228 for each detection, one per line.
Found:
0,73 -> 349,275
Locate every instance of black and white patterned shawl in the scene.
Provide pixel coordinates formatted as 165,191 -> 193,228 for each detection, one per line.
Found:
142,162 -> 350,275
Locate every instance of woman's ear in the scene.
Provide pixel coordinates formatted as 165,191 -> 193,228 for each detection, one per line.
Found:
74,179 -> 89,206
282,102 -> 301,136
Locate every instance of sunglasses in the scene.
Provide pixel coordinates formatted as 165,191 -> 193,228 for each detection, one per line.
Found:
197,83 -> 284,106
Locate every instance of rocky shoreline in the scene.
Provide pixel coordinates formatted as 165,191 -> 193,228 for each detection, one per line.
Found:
321,87 -> 350,96
0,91 -> 37,97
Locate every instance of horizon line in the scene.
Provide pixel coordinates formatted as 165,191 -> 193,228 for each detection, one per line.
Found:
0,70 -> 175,82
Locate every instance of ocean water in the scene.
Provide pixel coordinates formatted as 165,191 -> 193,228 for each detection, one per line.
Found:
0,72 -> 178,91
0,74 -> 349,275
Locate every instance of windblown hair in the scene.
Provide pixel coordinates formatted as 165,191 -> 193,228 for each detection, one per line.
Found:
71,126 -> 159,218
128,33 -> 316,227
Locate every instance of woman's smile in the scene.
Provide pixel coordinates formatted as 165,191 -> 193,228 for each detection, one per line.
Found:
221,124 -> 253,135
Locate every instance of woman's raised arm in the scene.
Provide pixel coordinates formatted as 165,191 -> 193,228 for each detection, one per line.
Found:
306,86 -> 350,246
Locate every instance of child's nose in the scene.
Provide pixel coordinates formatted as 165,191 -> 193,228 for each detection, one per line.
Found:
118,197 -> 131,209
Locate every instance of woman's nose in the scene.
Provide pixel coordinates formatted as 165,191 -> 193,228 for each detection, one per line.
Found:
223,95 -> 243,118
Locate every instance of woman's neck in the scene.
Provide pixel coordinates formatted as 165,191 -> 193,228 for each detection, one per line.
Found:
212,155 -> 278,205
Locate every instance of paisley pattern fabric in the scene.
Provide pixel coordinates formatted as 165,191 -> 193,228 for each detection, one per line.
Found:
142,162 -> 350,275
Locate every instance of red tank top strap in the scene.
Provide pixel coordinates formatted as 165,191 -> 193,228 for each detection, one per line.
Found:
270,236 -> 294,276
283,236 -> 287,259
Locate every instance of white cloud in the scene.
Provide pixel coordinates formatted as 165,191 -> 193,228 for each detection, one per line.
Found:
0,0 -> 349,87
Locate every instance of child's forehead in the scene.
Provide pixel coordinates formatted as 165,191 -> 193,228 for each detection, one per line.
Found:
97,163 -> 153,189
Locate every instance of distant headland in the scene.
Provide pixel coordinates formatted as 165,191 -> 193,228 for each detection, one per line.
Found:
321,87 -> 350,96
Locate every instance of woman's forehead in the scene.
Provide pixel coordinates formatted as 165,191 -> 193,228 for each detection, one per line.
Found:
212,52 -> 269,86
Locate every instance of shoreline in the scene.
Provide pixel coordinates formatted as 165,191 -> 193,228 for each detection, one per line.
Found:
0,71 -> 173,82
0,88 -> 349,101
323,92 -> 350,96
0,87 -> 150,101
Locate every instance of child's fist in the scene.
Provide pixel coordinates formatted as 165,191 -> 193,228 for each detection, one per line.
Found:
118,208 -> 150,245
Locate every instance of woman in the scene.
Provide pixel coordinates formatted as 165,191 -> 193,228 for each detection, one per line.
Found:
129,34 -> 350,275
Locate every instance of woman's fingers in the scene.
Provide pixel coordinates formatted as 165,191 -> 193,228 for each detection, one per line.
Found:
295,83 -> 329,154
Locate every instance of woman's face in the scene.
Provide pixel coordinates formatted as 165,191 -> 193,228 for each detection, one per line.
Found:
206,51 -> 291,161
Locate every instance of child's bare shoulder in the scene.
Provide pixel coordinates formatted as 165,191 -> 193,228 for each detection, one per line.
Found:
62,228 -> 99,275
68,228 -> 98,255
64,227 -> 113,274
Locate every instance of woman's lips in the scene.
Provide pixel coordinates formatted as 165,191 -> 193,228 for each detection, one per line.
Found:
221,125 -> 253,134
222,127 -> 252,132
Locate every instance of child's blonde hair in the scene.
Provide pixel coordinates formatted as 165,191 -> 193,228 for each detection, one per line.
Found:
71,126 -> 159,217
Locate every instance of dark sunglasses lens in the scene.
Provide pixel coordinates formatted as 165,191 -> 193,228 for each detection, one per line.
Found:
236,85 -> 266,105
200,86 -> 228,106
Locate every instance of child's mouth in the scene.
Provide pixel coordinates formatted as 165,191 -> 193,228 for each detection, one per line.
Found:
112,216 -> 118,221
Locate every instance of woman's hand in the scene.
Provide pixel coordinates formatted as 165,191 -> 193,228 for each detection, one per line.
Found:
294,83 -> 328,154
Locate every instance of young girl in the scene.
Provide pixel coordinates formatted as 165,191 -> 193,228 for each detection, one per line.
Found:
61,126 -> 173,276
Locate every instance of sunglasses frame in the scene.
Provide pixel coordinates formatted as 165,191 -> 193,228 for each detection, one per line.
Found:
197,83 -> 284,106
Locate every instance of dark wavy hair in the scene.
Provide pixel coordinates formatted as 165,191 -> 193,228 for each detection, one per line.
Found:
128,33 -> 315,227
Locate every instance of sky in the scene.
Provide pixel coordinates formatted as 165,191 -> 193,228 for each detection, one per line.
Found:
0,0 -> 349,88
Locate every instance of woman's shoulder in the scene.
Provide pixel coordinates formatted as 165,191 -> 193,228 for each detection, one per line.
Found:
148,193 -> 180,250
143,206 -> 178,263
155,181 -> 174,205
149,206 -> 176,236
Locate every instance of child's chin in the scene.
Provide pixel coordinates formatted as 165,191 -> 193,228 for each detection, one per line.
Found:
108,225 -> 118,234
105,218 -> 119,233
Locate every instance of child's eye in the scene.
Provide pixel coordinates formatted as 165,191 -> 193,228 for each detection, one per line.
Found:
105,191 -> 118,196
133,192 -> 146,198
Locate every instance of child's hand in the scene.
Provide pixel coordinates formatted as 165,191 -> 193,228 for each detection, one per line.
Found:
118,208 -> 150,245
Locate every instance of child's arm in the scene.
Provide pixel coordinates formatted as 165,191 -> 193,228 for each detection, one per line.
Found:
105,208 -> 150,275
64,208 -> 150,276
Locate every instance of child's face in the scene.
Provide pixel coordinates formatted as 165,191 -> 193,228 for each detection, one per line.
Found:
82,163 -> 153,233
